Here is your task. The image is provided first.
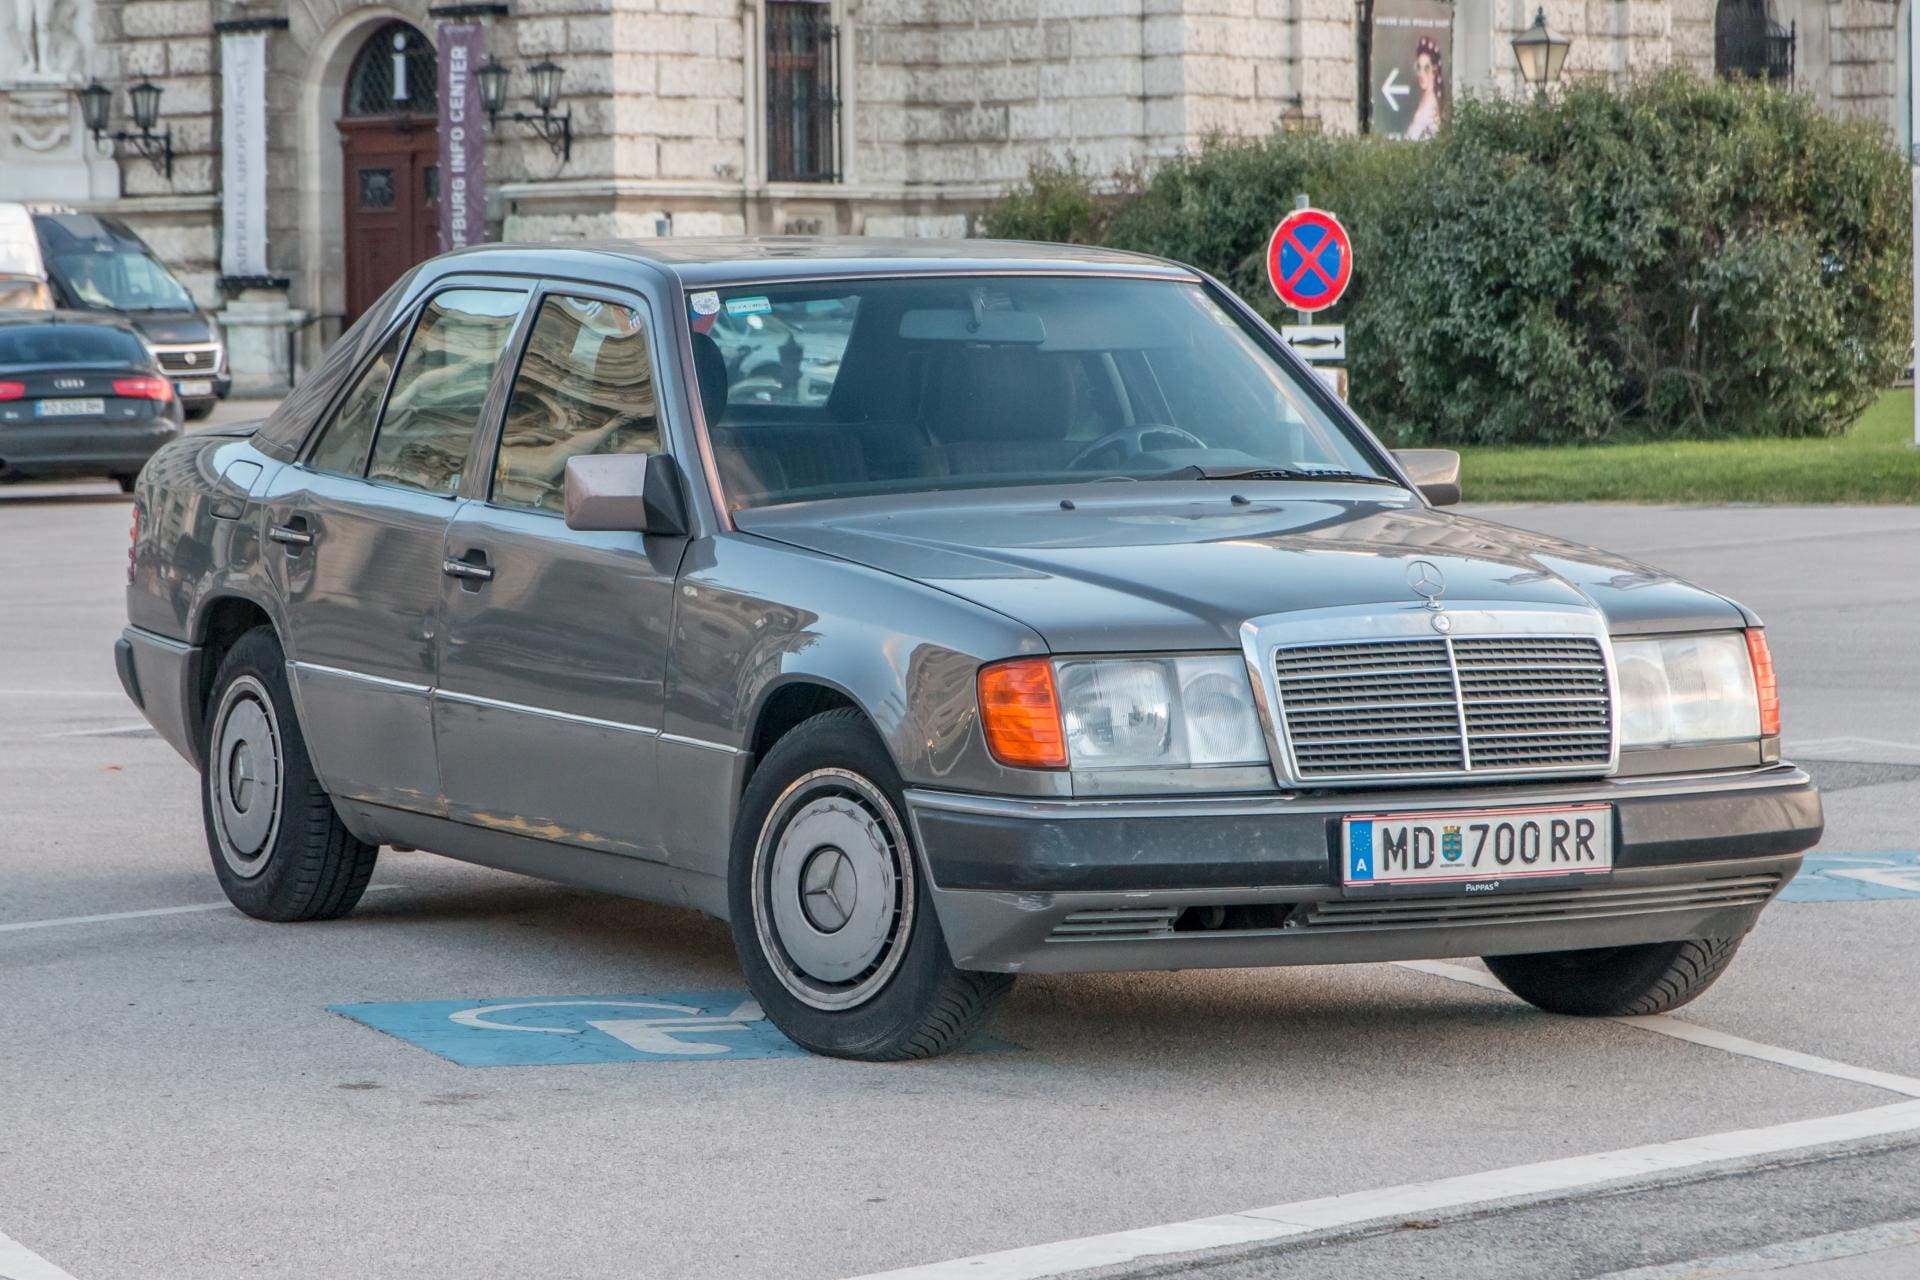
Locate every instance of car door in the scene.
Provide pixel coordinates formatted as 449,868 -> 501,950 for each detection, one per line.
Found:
433,285 -> 685,858
263,283 -> 529,812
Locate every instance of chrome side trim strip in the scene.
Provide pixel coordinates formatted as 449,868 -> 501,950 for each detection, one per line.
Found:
659,731 -> 744,755
905,764 -> 1811,822
290,661 -> 431,696
434,688 -> 660,736
128,625 -> 195,654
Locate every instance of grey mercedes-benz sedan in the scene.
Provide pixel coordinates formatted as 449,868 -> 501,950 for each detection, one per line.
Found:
116,239 -> 1821,1060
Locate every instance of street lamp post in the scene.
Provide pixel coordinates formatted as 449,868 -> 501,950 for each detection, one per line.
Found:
1511,7 -> 1572,103
74,79 -> 174,179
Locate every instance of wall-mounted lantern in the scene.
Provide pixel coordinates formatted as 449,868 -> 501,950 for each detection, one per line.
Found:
478,56 -> 572,163
1511,8 -> 1572,101
77,79 -> 175,179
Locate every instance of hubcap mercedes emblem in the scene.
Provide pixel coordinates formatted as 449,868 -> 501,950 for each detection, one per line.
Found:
1406,560 -> 1446,609
800,846 -> 856,933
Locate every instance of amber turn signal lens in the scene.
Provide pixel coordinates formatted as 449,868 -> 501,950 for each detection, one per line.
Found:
978,657 -> 1068,770
1745,629 -> 1780,737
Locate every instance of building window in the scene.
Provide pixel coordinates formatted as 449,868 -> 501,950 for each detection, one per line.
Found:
345,21 -> 439,117
1714,0 -> 1795,83
766,1 -> 839,182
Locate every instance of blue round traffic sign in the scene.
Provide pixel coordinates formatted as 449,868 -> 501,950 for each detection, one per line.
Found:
1266,208 -> 1353,313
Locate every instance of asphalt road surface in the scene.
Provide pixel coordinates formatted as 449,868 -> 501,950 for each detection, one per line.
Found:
3,454 -> 1918,1280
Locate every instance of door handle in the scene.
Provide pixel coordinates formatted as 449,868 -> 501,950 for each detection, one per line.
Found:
443,555 -> 494,584
268,520 -> 313,548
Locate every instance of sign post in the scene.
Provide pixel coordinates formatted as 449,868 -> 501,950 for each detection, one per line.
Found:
1268,200 -> 1354,399
1911,0 -> 1919,447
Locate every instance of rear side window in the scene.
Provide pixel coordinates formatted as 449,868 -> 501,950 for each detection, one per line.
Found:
492,295 -> 660,514
365,288 -> 525,494
307,326 -> 404,477
0,325 -> 147,367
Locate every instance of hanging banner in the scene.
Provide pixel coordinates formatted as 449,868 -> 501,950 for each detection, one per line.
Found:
219,30 -> 270,277
437,22 -> 487,253
1370,0 -> 1453,141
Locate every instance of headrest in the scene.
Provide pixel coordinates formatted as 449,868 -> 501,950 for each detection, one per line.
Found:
928,346 -> 1072,443
690,330 -> 728,425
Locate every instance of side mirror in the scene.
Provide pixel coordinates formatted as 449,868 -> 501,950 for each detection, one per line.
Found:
563,453 -> 688,536
1393,449 -> 1461,507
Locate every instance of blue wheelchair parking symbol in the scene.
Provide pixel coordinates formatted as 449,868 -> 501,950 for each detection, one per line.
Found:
330,992 -> 811,1066
1778,852 -> 1920,903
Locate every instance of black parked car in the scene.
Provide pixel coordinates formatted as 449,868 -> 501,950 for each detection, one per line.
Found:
29,210 -> 231,419
0,311 -> 183,491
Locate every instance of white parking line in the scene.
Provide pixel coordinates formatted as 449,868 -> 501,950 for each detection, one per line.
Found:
0,1226 -> 82,1280
0,887 -> 402,934
1396,960 -> 1920,1098
1591,1215 -> 1920,1278
843,1100 -> 1920,1280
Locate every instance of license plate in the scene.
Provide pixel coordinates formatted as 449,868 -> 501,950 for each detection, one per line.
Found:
1343,804 -> 1612,890
176,379 -> 213,398
36,398 -> 104,416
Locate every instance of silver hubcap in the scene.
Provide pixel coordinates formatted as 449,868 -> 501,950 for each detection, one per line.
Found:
753,769 -> 915,1011
209,675 -> 283,879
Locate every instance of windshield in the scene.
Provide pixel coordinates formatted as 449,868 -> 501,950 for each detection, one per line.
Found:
688,276 -> 1389,509
50,249 -> 196,312
0,324 -> 150,367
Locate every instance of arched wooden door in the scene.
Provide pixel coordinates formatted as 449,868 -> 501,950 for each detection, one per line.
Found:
339,22 -> 440,322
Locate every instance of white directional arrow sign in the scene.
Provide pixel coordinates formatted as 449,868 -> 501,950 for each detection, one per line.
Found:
1381,66 -> 1409,112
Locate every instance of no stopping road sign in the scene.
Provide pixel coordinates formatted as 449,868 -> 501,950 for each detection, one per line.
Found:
1267,207 -> 1353,313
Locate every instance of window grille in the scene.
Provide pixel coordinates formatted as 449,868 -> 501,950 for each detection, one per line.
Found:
766,2 -> 839,182
1714,0 -> 1794,83
345,21 -> 440,117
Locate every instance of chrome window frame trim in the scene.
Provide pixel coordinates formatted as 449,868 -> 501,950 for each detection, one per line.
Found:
1238,601 -> 1621,788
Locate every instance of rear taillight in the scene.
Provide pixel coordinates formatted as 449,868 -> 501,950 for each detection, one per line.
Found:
0,381 -> 24,401
113,376 -> 173,401
127,505 -> 140,584
1745,628 -> 1780,737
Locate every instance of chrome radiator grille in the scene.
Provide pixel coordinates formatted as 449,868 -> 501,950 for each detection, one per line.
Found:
1272,634 -> 1613,782
154,346 -> 219,375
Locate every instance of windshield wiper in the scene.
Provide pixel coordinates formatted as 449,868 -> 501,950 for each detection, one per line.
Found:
1149,464 -> 1404,486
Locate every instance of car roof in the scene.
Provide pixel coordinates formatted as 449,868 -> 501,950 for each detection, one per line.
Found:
0,307 -> 140,332
440,236 -> 1199,289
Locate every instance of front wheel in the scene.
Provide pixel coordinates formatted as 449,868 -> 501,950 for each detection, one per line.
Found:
201,627 -> 380,921
1483,936 -> 1744,1017
728,708 -> 1011,1060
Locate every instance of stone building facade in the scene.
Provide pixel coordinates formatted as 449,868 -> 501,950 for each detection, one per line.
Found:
0,0 -> 1908,390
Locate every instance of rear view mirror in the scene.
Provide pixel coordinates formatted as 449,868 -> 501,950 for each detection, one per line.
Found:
898,309 -> 1046,344
1393,449 -> 1461,506
563,453 -> 688,536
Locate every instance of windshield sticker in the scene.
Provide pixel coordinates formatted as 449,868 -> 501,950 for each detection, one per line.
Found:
724,295 -> 772,317
689,290 -> 720,316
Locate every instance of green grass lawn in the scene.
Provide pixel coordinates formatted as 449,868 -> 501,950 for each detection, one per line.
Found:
1456,391 -> 1920,504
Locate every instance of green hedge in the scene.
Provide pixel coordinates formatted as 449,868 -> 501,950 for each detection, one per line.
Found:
976,70 -> 1911,445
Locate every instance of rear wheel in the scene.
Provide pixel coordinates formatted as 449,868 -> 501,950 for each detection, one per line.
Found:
112,473 -> 137,494
201,627 -> 379,921
1483,936 -> 1743,1017
729,708 -> 1011,1060
184,401 -> 214,421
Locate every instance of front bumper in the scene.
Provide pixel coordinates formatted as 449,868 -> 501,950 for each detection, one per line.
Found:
907,767 -> 1821,973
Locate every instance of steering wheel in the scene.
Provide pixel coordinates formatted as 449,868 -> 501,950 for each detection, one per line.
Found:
1066,425 -> 1208,471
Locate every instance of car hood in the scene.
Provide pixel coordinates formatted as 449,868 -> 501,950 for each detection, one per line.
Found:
734,485 -> 1750,652
123,311 -> 211,344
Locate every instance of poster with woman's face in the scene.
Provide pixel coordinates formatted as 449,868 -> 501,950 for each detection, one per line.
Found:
1370,0 -> 1453,141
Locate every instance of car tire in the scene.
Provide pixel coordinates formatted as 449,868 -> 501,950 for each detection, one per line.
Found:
200,626 -> 380,922
728,708 -> 1012,1061
113,473 -> 137,494
184,401 -> 214,421
1483,936 -> 1743,1017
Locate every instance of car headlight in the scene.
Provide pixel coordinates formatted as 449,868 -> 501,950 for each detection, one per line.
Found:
979,655 -> 1267,771
1614,631 -> 1772,748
